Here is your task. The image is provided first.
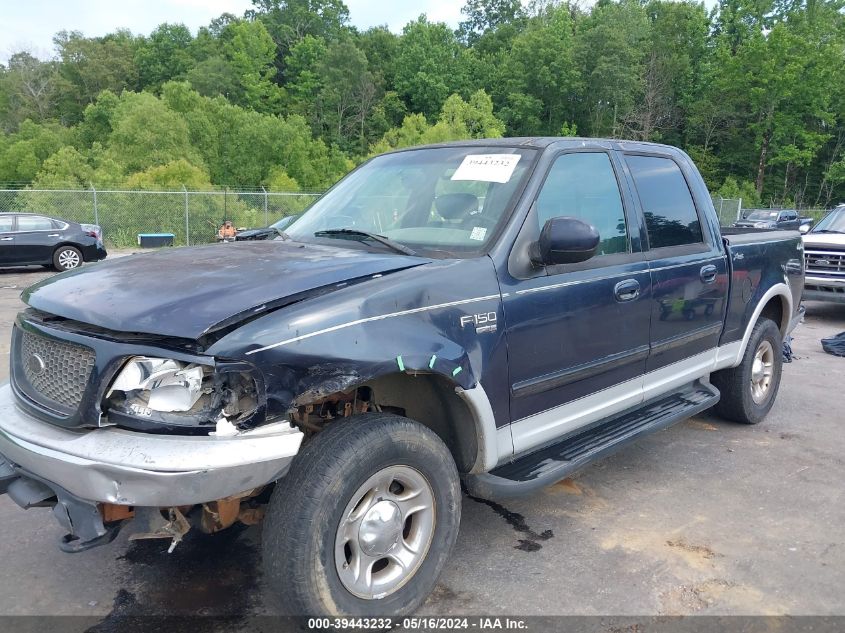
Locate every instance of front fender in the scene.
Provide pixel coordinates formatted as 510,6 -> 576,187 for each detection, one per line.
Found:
207,257 -> 509,427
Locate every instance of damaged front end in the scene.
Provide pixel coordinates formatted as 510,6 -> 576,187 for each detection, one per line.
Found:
0,312 -> 302,554
105,356 -> 263,436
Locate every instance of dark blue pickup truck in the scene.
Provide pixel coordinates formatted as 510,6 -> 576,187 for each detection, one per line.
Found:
0,139 -> 804,616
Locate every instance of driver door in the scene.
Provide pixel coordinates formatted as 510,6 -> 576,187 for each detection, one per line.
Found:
501,150 -> 652,455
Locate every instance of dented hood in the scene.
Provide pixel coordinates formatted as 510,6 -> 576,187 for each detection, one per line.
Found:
23,240 -> 429,339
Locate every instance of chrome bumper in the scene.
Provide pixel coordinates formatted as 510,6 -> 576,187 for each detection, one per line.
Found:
0,383 -> 303,507
803,275 -> 845,303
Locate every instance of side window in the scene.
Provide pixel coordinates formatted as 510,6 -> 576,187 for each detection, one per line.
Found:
535,152 -> 628,257
626,155 -> 703,249
0,216 -> 13,232
16,215 -> 54,232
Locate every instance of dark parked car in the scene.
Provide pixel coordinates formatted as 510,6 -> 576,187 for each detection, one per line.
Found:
734,208 -> 801,230
0,213 -> 107,271
234,215 -> 299,241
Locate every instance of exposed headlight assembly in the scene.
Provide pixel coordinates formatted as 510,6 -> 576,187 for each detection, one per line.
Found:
109,357 -> 206,412
105,356 -> 261,435
754,222 -> 770,228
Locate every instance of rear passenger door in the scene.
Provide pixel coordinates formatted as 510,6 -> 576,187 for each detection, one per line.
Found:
0,215 -> 15,264
623,153 -> 728,397
14,215 -> 63,264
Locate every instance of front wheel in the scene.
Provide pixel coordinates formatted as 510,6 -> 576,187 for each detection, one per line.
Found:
711,317 -> 783,424
262,413 -> 461,616
53,245 -> 82,271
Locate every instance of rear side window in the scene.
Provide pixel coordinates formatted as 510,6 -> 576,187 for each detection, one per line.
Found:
626,155 -> 703,249
16,216 -> 54,231
0,216 -> 13,231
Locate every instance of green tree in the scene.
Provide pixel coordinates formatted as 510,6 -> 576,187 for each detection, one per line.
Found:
394,16 -> 467,120
0,52 -> 60,131
105,91 -> 201,174
497,5 -> 579,135
250,0 -> 350,56
374,90 -> 504,152
124,158 -> 212,189
574,0 -> 650,136
223,20 -> 283,112
458,0 -> 525,44
0,120 -> 67,183
135,23 -> 195,90
53,30 -> 141,122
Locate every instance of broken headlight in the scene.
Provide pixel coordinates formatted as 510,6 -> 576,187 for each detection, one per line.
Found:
105,356 -> 260,434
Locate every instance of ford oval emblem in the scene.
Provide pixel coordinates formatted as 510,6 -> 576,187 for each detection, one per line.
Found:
27,353 -> 46,375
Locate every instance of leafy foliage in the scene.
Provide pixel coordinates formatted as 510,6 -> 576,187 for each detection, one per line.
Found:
1,0 -> 845,208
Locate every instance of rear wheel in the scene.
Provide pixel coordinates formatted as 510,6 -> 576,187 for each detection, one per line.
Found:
53,246 -> 82,271
711,317 -> 783,424
262,413 -> 461,616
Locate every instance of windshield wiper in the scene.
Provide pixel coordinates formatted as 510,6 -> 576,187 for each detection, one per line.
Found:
314,229 -> 417,256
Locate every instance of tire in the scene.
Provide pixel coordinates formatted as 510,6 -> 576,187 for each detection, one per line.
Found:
262,413 -> 461,617
53,245 -> 83,271
711,317 -> 783,424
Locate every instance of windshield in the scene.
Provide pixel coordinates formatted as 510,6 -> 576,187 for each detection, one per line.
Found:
285,146 -> 538,256
811,207 -> 845,233
746,210 -> 779,221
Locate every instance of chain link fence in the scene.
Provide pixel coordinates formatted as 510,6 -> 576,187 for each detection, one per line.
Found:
0,187 -> 322,247
5,188 -> 807,245
711,197 -> 743,226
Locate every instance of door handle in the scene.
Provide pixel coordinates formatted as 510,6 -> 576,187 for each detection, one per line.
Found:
614,279 -> 641,302
0,237 -> 12,241
700,265 -> 718,284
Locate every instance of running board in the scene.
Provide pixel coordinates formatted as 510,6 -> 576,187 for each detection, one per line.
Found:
464,381 -> 720,499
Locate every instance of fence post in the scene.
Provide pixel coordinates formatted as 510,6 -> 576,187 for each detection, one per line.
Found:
261,186 -> 268,226
183,185 -> 190,247
737,198 -> 742,221
90,183 -> 99,225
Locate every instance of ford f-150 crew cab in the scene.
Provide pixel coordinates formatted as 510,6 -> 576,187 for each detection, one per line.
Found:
0,138 -> 804,616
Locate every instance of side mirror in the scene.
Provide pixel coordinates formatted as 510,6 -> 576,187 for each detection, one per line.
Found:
530,216 -> 600,266
799,224 -> 811,234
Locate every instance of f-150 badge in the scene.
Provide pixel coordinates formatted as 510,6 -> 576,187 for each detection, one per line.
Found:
460,312 -> 497,333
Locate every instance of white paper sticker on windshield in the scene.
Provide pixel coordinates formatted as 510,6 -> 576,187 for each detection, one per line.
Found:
469,227 -> 487,241
451,154 -> 521,183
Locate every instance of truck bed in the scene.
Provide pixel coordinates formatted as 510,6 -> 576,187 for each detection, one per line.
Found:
719,229 -> 804,347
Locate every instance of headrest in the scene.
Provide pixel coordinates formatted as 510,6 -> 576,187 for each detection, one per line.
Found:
435,193 -> 478,220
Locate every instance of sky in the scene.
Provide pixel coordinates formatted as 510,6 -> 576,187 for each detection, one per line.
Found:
0,0 -> 465,64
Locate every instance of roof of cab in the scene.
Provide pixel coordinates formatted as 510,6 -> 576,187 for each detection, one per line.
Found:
387,136 -> 685,154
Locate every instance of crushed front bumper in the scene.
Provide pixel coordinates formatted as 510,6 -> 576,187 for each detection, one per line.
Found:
0,382 -> 303,549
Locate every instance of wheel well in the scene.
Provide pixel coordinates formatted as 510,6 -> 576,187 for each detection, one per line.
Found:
52,243 -> 82,256
294,373 -> 480,474
759,295 -> 787,337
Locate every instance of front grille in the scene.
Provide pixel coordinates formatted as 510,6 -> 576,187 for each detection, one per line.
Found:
19,329 -> 95,409
804,249 -> 845,277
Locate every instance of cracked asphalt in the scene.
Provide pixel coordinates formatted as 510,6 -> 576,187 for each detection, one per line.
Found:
0,259 -> 843,627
